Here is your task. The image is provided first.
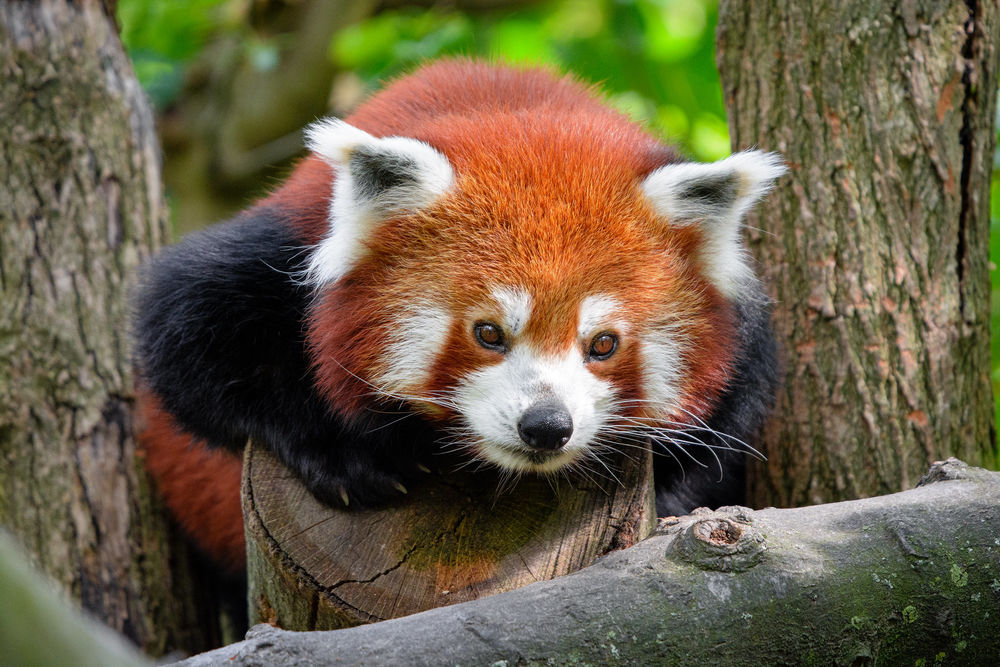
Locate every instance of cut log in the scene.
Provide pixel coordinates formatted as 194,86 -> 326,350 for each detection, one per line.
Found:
242,440 -> 656,629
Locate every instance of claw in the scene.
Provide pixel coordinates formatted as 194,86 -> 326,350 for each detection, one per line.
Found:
393,481 -> 408,495
338,486 -> 350,507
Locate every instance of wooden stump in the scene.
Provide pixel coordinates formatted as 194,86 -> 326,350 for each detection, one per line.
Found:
242,440 -> 655,629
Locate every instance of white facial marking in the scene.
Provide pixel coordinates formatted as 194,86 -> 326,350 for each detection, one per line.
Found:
639,326 -> 687,417
491,287 -> 532,335
454,347 -> 616,473
371,302 -> 451,396
578,294 -> 626,338
641,150 -> 785,299
303,118 -> 454,286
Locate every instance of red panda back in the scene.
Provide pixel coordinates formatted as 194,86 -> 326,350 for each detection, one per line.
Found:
347,60 -> 618,135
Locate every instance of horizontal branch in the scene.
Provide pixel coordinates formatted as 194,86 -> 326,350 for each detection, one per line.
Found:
175,459 -> 1000,666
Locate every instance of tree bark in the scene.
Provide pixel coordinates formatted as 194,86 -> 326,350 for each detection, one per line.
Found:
0,0 -> 225,654
717,1 -> 999,507
243,441 -> 656,629
177,459 -> 1000,666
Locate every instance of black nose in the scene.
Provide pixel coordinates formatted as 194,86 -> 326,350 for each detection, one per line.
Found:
517,401 -> 574,450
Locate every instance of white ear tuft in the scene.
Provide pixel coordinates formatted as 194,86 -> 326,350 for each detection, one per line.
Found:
304,118 -> 376,164
641,150 -> 785,224
303,118 -> 455,286
641,150 -> 785,298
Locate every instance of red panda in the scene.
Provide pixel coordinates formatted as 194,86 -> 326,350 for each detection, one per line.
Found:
135,60 -> 783,572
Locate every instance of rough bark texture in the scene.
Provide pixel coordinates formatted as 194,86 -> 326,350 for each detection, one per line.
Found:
243,441 -> 656,630
179,459 -> 1000,666
0,0 -> 223,654
717,1 -> 999,507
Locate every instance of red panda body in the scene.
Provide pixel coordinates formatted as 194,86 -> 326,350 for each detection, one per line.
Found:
135,61 -> 782,571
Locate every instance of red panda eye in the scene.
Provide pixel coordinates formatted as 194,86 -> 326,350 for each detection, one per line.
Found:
589,333 -> 618,360
474,322 -> 506,352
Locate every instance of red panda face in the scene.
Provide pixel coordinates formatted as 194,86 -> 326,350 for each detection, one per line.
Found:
444,289 -> 643,473
302,106 -> 784,476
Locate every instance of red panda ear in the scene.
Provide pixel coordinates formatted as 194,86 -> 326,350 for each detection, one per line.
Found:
302,118 -> 454,286
640,150 -> 785,298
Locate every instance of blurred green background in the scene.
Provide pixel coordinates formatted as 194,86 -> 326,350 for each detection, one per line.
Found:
117,0 -> 1000,441
120,0 -> 728,158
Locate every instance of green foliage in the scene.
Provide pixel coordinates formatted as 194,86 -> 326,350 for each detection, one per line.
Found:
117,0 -> 728,161
330,0 -> 728,161
118,0 -> 232,107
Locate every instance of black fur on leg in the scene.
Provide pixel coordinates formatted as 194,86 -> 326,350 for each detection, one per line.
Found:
654,282 -> 779,516
133,206 -> 435,508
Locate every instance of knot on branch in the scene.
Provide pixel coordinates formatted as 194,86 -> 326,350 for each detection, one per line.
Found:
662,506 -> 765,572
917,457 -> 977,486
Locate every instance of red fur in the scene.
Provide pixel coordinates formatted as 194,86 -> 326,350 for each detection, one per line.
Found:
260,155 -> 331,245
137,385 -> 246,571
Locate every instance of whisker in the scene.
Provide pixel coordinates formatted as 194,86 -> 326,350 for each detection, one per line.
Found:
588,437 -> 641,465
322,355 -> 460,412
493,466 -> 523,500
609,398 -> 753,444
543,473 -> 560,496
567,454 -> 614,488
586,451 -> 623,486
611,430 -> 708,468
656,440 -> 686,481
608,413 -> 764,460
594,432 -> 689,482
362,412 -> 416,434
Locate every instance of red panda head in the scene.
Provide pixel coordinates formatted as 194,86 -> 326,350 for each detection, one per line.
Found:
297,72 -> 784,475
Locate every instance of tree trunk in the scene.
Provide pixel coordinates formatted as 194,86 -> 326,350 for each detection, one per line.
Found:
177,459 -> 1000,666
243,441 -> 656,629
0,0 -> 225,654
717,0 -> 999,507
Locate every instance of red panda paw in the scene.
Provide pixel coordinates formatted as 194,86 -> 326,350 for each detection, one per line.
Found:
295,457 -> 419,510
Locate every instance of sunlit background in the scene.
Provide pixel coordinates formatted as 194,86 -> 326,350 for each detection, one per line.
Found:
117,0 -> 1000,438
